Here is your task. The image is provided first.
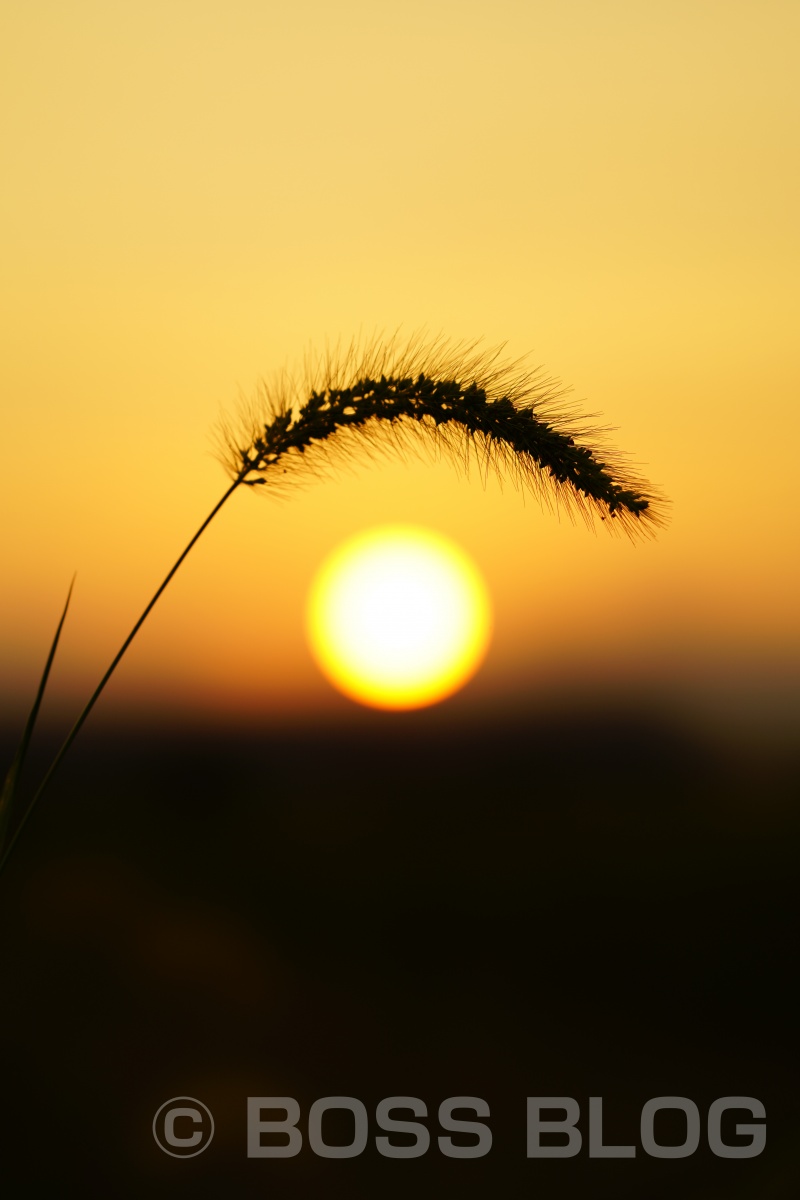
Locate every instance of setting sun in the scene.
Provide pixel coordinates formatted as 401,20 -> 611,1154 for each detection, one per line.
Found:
306,526 -> 493,711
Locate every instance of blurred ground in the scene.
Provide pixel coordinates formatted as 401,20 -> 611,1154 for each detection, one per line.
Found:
0,698 -> 797,1198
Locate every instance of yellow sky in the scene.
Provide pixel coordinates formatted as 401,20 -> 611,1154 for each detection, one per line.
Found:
2,1 -> 799,745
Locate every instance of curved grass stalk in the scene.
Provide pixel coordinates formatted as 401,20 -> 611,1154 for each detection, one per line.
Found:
0,485 -> 243,876
0,333 -> 667,876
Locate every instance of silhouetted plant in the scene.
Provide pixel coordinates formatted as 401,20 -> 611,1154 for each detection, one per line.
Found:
0,333 -> 668,874
218,332 -> 667,537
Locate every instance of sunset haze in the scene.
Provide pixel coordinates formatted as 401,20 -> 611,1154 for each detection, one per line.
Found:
2,0 -> 798,748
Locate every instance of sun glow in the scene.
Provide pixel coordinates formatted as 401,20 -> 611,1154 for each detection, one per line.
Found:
306,526 -> 493,711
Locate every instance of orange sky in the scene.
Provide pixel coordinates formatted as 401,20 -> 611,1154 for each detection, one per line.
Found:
2,1 -> 799,747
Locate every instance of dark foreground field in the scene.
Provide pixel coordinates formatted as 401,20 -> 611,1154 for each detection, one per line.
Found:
1,697 -> 797,1198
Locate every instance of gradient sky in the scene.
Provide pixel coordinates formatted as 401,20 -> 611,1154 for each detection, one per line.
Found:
2,0 -> 799,746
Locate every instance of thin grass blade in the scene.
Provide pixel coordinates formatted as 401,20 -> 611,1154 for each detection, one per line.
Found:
0,479 -> 241,877
0,575 -> 75,856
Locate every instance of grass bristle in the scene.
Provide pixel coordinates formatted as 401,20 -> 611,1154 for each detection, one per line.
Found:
215,331 -> 669,540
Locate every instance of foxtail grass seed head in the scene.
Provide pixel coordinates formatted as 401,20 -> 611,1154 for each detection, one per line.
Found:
216,332 -> 668,539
